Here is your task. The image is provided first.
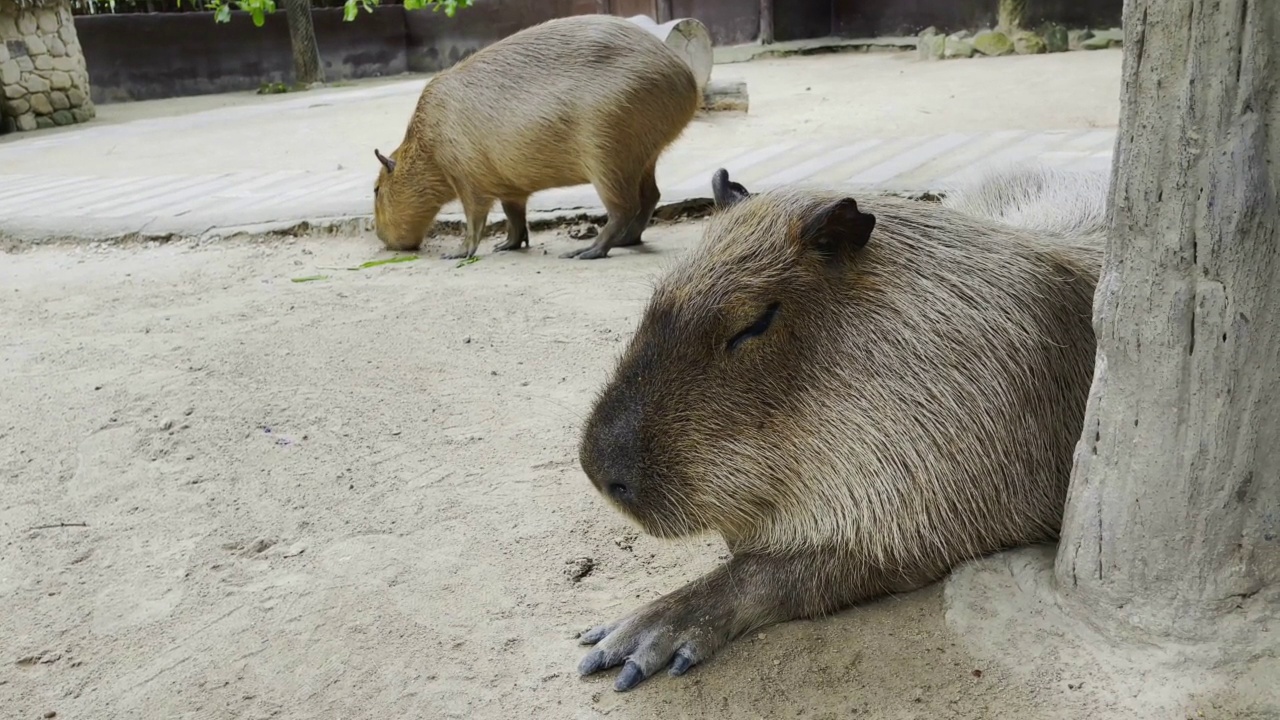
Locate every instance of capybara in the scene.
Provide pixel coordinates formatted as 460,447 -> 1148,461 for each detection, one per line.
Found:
372,15 -> 700,261
573,164 -> 1108,691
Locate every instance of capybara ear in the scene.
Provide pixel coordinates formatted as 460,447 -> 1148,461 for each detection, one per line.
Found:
711,168 -> 751,208
374,149 -> 397,174
800,198 -> 876,257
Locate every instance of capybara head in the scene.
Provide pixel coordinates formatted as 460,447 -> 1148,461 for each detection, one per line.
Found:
578,168 -> 1099,556
372,146 -> 450,252
578,170 -> 880,542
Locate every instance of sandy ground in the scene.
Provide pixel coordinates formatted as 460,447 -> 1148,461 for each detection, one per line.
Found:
3,219 -> 1271,719
0,49 -> 1122,179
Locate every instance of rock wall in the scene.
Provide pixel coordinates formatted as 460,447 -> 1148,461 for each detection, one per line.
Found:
0,1 -> 95,133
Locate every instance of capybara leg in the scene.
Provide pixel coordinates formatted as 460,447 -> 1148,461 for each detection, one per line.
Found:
443,194 -> 494,260
616,165 -> 660,248
561,180 -> 642,260
494,199 -> 530,252
576,550 -> 879,691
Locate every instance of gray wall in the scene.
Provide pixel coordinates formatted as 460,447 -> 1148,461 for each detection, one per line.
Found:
74,0 -> 1123,104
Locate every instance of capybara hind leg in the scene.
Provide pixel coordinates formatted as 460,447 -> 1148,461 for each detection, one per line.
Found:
494,199 -> 530,252
562,180 -> 642,260
443,193 -> 494,260
616,166 -> 660,248
576,551 -> 882,691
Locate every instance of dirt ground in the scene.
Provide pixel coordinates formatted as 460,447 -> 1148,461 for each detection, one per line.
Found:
3,220 -> 1268,720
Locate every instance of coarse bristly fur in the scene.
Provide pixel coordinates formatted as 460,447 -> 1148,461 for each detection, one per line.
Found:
941,162 -> 1112,241
572,163 -> 1109,692
372,14 -> 699,261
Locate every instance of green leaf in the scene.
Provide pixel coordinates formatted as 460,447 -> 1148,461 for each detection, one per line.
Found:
214,4 -> 231,22
291,275 -> 330,283
357,255 -> 419,269
343,0 -> 358,21
455,256 -> 481,268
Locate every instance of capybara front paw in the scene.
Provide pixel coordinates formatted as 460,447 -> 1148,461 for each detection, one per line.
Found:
493,234 -> 529,252
560,244 -> 610,260
576,595 -> 732,691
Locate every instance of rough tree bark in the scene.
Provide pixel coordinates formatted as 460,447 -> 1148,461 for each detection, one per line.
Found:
759,0 -> 774,44
1055,0 -> 1280,642
283,0 -> 325,86
996,0 -> 1025,31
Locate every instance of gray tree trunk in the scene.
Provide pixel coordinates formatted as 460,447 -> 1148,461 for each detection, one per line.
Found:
283,0 -> 325,86
996,0 -> 1025,31
1055,0 -> 1280,642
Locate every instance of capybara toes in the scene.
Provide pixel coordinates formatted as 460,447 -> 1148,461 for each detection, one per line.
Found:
372,14 -> 699,261
573,165 -> 1106,690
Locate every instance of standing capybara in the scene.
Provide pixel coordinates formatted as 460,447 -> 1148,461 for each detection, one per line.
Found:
372,15 -> 700,260
573,164 -> 1108,691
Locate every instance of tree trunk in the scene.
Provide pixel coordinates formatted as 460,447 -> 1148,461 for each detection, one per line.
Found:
283,0 -> 324,86
1055,0 -> 1280,642
996,0 -> 1025,31
759,0 -> 774,44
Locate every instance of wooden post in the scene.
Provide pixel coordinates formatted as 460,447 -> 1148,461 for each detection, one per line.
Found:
657,0 -> 673,23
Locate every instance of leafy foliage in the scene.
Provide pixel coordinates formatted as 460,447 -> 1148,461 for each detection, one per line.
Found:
199,0 -> 472,27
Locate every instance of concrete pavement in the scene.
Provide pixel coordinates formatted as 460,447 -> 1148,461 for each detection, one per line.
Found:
0,49 -> 1120,242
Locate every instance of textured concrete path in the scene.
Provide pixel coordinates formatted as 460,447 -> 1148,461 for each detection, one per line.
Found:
0,127 -> 1114,241
0,49 -> 1120,242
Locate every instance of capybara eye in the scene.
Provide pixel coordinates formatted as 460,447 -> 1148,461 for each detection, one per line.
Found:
726,303 -> 781,353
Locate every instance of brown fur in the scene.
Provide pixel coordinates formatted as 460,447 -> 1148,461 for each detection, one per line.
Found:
372,14 -> 699,260
573,168 -> 1104,691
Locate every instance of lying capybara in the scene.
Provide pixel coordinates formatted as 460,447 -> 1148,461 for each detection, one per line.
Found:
574,164 -> 1107,691
372,15 -> 700,260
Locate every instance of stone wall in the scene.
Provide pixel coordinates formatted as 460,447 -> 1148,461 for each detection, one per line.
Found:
0,1 -> 95,133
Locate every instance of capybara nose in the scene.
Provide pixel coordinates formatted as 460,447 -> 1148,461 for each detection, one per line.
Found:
579,387 -> 643,501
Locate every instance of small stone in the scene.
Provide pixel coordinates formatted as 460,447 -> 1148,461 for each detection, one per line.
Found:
0,16 -> 17,37
50,71 -> 70,90
1041,24 -> 1068,52
23,35 -> 47,56
43,711 -> 57,719
49,90 -> 68,110
972,30 -> 1014,56
972,668 -> 983,678
22,75 -> 49,94
1067,29 -> 1094,50
1081,29 -> 1122,50
51,56 -> 75,72
917,26 -> 938,38
1013,31 -> 1047,54
29,93 -> 51,115
16,56 -> 33,72
4,98 -> 29,115
565,556 -> 595,582
16,112 -> 35,131
59,25 -> 76,46
3,84 -> 25,100
35,115 -> 54,129
38,10 -> 61,33
17,14 -> 38,36
160,419 -> 175,432
917,33 -> 945,61
33,55 -> 52,71
67,87 -> 84,106
756,633 -> 766,640
943,36 -> 975,59
0,42 -> 8,64
567,223 -> 598,240
0,59 -> 19,86
71,107 -> 93,124
948,30 -> 972,40
47,37 -> 66,57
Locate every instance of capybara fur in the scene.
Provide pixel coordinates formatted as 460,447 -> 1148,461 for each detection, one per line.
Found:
372,15 -> 699,261
573,164 -> 1107,691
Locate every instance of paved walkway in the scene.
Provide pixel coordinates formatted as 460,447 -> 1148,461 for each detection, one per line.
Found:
0,127 -> 1113,241
0,52 -> 1118,242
